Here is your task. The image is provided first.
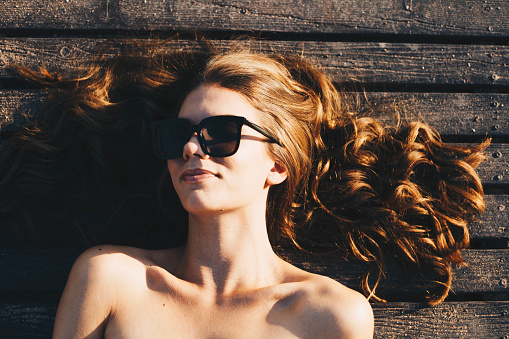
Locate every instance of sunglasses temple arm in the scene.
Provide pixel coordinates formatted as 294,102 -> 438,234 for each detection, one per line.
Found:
245,120 -> 282,146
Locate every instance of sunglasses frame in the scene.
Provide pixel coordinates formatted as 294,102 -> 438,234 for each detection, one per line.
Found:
151,115 -> 281,159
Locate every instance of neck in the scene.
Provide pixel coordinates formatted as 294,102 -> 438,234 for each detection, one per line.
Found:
174,206 -> 281,296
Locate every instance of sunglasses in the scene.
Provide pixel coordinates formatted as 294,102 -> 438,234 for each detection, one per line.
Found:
151,115 -> 281,159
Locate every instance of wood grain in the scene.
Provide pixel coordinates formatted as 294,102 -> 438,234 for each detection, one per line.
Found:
1,38 -> 508,85
470,195 -> 509,239
0,90 -> 47,133
372,301 -> 509,338
287,249 -> 509,294
0,303 -> 56,339
368,92 -> 509,137
479,144 -> 509,185
0,248 -> 78,294
0,0 -> 508,37
453,250 -> 509,294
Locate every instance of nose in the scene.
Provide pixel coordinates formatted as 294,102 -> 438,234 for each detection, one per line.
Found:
182,133 -> 208,160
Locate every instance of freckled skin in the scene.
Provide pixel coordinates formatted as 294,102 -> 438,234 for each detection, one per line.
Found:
52,86 -> 374,339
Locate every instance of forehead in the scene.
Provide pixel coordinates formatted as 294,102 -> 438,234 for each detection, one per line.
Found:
178,85 -> 261,124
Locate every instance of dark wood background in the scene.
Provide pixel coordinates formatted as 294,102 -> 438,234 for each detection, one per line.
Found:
0,1 -> 508,338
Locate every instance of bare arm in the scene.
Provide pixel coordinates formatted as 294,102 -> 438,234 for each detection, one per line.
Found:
53,247 -> 117,339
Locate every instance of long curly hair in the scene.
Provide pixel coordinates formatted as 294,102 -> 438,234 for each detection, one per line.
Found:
0,40 -> 488,304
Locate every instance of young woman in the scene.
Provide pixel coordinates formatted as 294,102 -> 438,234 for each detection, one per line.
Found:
0,41 -> 487,338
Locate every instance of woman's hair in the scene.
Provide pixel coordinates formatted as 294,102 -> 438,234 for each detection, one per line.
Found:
0,39 -> 488,304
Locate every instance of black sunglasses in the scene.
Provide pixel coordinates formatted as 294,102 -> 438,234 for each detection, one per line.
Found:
151,115 -> 281,159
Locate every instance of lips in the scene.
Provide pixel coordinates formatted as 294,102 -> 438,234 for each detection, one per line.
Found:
180,168 -> 218,182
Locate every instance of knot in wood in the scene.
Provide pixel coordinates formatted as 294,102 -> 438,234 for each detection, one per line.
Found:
59,46 -> 72,58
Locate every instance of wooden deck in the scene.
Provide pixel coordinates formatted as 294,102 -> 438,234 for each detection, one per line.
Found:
0,1 -> 508,337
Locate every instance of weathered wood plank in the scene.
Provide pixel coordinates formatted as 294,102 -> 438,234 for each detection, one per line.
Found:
368,92 -> 509,137
288,250 -> 509,294
479,144 -> 509,185
0,90 -> 47,133
471,195 -> 509,239
372,301 -> 509,338
1,249 -> 507,295
452,250 -> 509,294
1,301 -> 507,338
1,38 -> 508,85
0,303 -> 56,339
0,0 -> 508,37
0,248 -> 78,294
1,90 -> 508,137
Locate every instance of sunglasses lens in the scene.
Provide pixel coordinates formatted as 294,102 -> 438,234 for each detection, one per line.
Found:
152,117 -> 245,159
154,122 -> 188,159
202,119 -> 240,157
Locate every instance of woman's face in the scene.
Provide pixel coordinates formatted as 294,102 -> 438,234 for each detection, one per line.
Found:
167,84 -> 286,216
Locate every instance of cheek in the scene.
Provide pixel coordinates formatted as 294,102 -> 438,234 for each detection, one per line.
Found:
229,149 -> 274,184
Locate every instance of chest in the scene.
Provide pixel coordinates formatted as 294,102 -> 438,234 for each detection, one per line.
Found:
104,288 -> 307,339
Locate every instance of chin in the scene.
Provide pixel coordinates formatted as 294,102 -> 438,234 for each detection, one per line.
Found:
180,197 -> 223,215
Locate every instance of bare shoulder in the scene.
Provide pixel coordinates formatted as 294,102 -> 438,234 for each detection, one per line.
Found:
53,245 -> 168,338
59,245 -> 152,304
280,268 -> 374,339
307,274 -> 374,339
69,245 -> 149,285
68,245 -> 186,292
74,244 -> 153,268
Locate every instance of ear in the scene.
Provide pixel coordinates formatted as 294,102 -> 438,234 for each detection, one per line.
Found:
266,161 -> 288,186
